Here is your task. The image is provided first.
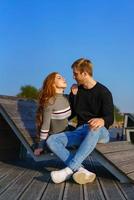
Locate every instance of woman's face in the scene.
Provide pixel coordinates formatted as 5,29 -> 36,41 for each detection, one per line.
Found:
54,74 -> 67,89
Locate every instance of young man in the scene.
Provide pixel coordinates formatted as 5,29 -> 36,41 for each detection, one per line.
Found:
47,58 -> 114,184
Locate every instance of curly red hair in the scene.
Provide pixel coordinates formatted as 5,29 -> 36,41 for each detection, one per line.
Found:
36,72 -> 58,136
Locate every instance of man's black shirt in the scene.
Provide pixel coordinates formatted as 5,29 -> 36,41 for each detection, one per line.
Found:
69,82 -> 114,129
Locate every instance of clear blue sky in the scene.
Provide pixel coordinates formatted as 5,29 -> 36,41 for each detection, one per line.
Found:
0,0 -> 134,113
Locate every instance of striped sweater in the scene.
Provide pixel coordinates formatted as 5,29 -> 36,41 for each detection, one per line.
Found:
40,93 -> 71,141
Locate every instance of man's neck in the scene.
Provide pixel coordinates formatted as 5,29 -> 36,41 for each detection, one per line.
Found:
83,78 -> 97,89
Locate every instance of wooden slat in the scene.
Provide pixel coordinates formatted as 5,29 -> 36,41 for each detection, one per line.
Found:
111,160 -> 134,174
127,172 -> 134,180
1,158 -> 134,200
83,158 -> 106,200
0,167 -> 26,195
19,171 -> 50,200
117,181 -> 134,199
0,170 -> 36,200
103,150 -> 134,163
64,183 -> 84,200
96,141 -> 134,154
90,157 -> 127,200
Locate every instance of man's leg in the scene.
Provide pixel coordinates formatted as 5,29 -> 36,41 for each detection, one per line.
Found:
71,126 -> 109,184
47,125 -> 109,184
67,126 -> 109,171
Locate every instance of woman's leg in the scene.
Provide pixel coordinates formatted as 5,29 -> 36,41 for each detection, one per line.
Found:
46,125 -> 87,166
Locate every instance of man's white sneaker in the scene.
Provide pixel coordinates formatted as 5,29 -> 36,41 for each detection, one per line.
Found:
51,167 -> 73,184
73,167 -> 96,184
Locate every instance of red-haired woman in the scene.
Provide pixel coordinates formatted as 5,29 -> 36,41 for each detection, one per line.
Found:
34,72 -> 71,156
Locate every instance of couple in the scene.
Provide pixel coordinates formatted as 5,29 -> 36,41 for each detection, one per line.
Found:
34,58 -> 114,184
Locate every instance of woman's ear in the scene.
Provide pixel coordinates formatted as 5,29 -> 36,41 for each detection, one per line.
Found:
53,83 -> 56,89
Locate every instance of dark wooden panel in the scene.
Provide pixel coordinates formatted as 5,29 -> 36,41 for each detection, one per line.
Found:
0,136 -> 20,146
0,149 -> 20,161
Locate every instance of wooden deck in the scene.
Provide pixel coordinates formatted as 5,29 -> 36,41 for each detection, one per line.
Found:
1,95 -> 134,199
0,156 -> 134,200
1,95 -> 134,184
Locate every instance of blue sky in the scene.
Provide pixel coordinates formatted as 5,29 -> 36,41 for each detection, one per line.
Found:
0,0 -> 134,113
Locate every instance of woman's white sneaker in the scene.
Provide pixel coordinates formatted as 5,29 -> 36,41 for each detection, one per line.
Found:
51,167 -> 73,184
73,167 -> 96,184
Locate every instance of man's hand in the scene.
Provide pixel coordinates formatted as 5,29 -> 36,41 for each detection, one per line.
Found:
34,148 -> 43,156
88,118 -> 105,130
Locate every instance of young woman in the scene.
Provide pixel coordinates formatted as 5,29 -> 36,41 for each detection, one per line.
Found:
34,72 -> 71,156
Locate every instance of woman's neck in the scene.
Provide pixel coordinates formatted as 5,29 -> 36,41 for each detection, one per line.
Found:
55,88 -> 64,94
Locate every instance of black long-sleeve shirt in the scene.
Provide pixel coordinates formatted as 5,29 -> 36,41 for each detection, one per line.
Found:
69,82 -> 114,129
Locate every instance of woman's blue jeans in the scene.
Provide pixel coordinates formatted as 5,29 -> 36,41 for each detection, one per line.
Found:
47,124 -> 109,171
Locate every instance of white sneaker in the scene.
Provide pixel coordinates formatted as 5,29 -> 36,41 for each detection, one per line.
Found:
73,167 -> 96,184
51,167 -> 73,184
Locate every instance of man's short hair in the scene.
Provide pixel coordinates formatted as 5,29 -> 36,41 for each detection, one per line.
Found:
71,58 -> 93,76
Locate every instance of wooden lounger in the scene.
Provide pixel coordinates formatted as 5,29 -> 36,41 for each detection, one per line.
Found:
0,95 -> 134,183
0,96 -> 56,162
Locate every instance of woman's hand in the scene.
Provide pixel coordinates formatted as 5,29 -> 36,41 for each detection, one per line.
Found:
34,148 -> 43,156
71,84 -> 78,95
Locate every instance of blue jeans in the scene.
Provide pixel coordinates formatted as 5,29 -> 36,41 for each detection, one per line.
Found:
47,124 -> 109,171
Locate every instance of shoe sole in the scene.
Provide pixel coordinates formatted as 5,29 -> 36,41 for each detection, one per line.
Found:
73,171 -> 96,184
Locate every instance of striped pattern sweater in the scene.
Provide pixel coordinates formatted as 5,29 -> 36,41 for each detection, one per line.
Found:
40,94 -> 71,141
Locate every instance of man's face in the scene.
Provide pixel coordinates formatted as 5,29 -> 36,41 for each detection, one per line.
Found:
73,67 -> 85,84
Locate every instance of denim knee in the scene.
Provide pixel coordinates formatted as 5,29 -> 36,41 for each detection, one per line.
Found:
46,134 -> 57,149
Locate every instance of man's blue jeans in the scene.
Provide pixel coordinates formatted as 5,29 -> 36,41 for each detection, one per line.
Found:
47,124 -> 109,171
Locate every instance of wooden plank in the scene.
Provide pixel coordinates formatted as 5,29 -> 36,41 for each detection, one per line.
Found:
19,171 -> 50,200
92,150 -> 131,183
63,182 -> 84,200
0,170 -> 36,200
90,157 -> 127,200
127,172 -> 134,180
82,159 -> 105,200
103,150 -> 134,165
0,163 -> 16,179
0,106 -> 35,147
41,181 -> 65,200
40,160 -> 65,200
112,160 -> 134,174
116,181 -> 134,200
1,101 -> 37,119
11,119 -> 36,130
0,167 -> 26,195
96,141 -> 134,154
